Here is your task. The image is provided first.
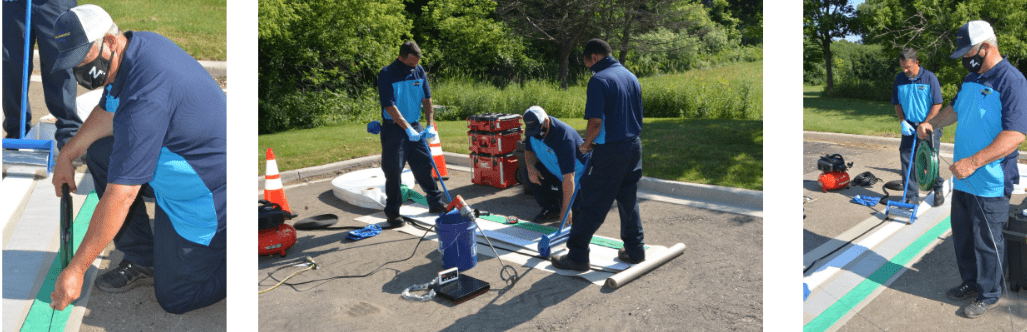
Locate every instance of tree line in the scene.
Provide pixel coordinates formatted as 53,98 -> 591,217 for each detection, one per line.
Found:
258,0 -> 762,133
804,0 -> 1027,102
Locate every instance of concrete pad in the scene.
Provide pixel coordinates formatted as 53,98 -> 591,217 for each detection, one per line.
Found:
258,167 -> 762,330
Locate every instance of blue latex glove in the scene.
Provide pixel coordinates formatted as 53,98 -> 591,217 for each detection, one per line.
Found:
851,195 -> 882,207
421,125 -> 438,140
405,127 -> 421,141
367,121 -> 381,135
347,224 -> 382,240
900,120 -> 914,136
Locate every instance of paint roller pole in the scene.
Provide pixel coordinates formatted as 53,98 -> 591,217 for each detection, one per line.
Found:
421,134 -> 451,203
538,153 -> 591,257
19,0 -> 32,139
605,243 -> 686,289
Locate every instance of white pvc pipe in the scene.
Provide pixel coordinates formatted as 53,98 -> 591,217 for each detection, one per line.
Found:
605,242 -> 686,289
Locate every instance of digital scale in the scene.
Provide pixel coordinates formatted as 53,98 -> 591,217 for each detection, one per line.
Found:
431,268 -> 490,304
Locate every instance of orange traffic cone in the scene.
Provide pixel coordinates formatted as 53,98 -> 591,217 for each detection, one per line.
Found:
264,148 -> 293,215
428,126 -> 449,180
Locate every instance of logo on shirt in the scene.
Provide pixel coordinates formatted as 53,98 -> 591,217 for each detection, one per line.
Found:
918,86 -> 925,90
413,82 -> 421,87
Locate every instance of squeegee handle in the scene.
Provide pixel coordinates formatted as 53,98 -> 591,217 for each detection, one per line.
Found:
899,134 -> 917,200
422,138 -> 451,203
19,0 -> 32,139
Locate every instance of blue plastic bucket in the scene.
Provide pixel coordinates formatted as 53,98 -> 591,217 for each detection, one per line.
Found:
436,210 -> 477,271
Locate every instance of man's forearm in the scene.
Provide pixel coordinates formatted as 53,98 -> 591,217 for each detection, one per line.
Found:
924,104 -> 942,123
525,150 -> 539,173
560,174 -> 575,219
926,105 -> 958,129
67,183 -> 140,275
422,98 -> 434,129
384,105 -> 412,129
967,130 -> 1026,169
894,105 -> 905,120
60,106 -> 114,162
582,118 -> 602,145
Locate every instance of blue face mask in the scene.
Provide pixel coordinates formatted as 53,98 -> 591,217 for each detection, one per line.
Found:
72,42 -> 111,90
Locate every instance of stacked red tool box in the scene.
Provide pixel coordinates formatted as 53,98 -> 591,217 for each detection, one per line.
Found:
467,113 -> 521,189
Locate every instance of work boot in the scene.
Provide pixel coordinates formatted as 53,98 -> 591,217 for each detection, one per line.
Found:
386,215 -> 405,228
532,209 -> 559,223
618,248 -> 645,264
96,260 -> 153,293
963,298 -> 998,319
550,254 -> 589,272
905,195 -> 919,206
428,204 -> 447,215
934,181 -> 945,206
946,282 -> 978,301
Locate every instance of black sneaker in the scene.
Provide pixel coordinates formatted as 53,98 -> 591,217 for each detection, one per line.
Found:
933,182 -> 945,206
386,216 -> 405,228
947,282 -> 978,301
550,254 -> 590,272
533,209 -> 560,223
618,248 -> 645,264
905,195 -> 920,206
96,260 -> 153,293
963,298 -> 998,319
428,205 -> 447,214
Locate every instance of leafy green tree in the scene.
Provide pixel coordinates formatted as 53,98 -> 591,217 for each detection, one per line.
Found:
803,0 -> 857,93
418,0 -> 536,84
258,0 -> 412,97
858,0 -> 1027,102
497,0 -> 603,90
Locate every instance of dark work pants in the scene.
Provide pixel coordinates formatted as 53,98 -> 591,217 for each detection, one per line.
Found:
86,136 -> 226,314
567,137 -> 644,263
899,126 -> 943,201
380,121 -> 444,218
950,190 -> 1008,303
527,161 -> 563,213
3,0 -> 81,149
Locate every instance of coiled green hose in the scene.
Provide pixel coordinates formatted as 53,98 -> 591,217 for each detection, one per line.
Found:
915,137 -> 939,191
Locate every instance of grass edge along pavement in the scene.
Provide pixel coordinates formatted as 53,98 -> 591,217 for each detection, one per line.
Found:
258,117 -> 763,191
19,192 -> 98,332
803,217 -> 952,332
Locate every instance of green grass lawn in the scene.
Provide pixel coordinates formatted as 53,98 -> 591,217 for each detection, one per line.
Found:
259,118 -> 763,191
805,84 -> 1027,150
81,0 -> 226,60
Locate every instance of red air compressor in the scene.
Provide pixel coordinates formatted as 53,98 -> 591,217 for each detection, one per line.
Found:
817,154 -> 853,192
258,200 -> 296,256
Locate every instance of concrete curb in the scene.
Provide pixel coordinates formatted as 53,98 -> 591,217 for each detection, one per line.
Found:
258,152 -> 763,216
803,131 -> 955,155
33,50 -> 226,77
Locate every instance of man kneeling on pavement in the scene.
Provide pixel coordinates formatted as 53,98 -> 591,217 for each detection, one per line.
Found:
522,106 -> 588,224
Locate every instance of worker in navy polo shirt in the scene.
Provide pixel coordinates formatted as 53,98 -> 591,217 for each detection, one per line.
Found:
918,20 -> 1027,319
47,5 -> 226,314
522,106 -> 589,224
892,47 -> 946,206
377,40 -> 447,227
551,38 -> 645,271
3,0 -> 82,149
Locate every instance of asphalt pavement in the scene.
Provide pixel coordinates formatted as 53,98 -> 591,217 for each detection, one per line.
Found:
803,132 -> 1027,331
257,166 -> 763,331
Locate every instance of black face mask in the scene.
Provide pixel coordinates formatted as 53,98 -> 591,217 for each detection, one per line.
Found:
537,124 -> 548,138
73,42 -> 111,90
962,46 -> 987,73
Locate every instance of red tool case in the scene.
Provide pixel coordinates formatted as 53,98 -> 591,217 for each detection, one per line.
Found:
466,113 -> 522,132
470,152 -> 518,189
468,128 -> 521,155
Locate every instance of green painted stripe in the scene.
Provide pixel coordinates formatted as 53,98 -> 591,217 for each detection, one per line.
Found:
21,191 -> 98,332
803,217 -> 951,332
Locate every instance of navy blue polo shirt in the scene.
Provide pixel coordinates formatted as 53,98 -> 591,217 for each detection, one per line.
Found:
378,59 -> 431,123
525,117 -> 587,182
98,31 -> 227,246
892,66 -> 943,123
584,56 -> 643,144
950,57 -> 1027,197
